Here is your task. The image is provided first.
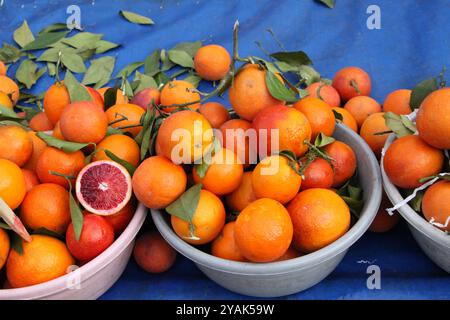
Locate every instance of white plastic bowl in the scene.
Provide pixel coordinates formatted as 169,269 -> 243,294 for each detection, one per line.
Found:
0,203 -> 146,300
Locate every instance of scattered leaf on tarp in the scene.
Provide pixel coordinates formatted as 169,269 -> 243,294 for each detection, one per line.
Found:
120,11 -> 154,25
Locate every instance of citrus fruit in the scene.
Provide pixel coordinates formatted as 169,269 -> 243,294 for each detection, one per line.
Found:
94,134 -> 140,167
0,61 -> 6,76
192,147 -> 244,195
331,107 -> 358,132
198,102 -> 230,128
306,81 -> 341,107
102,199 -> 135,236
211,221 -> 246,262
252,104 -> 312,158
52,121 -> 65,140
21,168 -> 40,192
369,193 -> 399,233
0,159 -> 26,210
43,82 -> 71,125
383,135 -> 443,189
219,119 -> 256,166
76,160 -> 132,216
416,87 -> 450,149
332,66 -> 371,101
360,112 -> 390,158
225,172 -> 257,212
252,155 -> 302,204
323,141 -> 357,187
36,147 -> 85,189
275,247 -> 301,261
234,198 -> 293,262
155,110 -> 213,164
194,44 -> 231,81
299,157 -> 334,190
59,101 -> 108,144
0,75 -> 19,104
293,96 -> 335,140
0,91 -> 13,109
132,156 -> 187,209
229,64 -> 283,121
287,188 -> 350,253
130,87 -> 161,110
85,86 -> 105,109
171,189 -> 225,245
0,228 -> 10,270
6,234 -> 74,288
23,131 -> 47,171
105,103 -> 145,137
421,181 -> 450,231
160,80 -> 200,112
66,214 -> 115,262
0,125 -> 33,167
97,87 -> 128,105
133,231 -> 177,273
383,89 -> 412,115
343,96 -> 382,128
29,112 -> 54,132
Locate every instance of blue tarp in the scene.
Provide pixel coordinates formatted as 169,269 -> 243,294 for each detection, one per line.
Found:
1,0 -> 449,299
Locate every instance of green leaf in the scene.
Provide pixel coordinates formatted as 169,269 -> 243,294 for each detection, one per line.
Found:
33,227 -> 64,240
316,0 -> 335,8
104,150 -> 136,176
95,40 -> 120,54
77,48 -> 96,61
409,190 -> 424,212
265,70 -> 298,103
332,109 -> 344,121
183,74 -> 201,87
13,20 -> 35,48
172,41 -> 202,57
104,87 -> 118,109
120,10 -> 155,25
37,47 -> 65,62
160,49 -> 175,71
22,31 -> 69,51
0,43 -> 24,63
278,150 -> 298,162
314,132 -> 336,148
116,61 -> 144,79
138,108 -> 156,160
154,71 -> 170,87
15,105 -> 41,121
410,77 -> 438,109
38,23 -> 69,35
166,184 -> 202,223
270,51 -> 312,67
168,50 -> 194,68
82,56 -> 116,88
62,32 -> 103,49
298,65 -> 321,86
10,233 -> 23,255
36,132 -> 89,152
15,60 -> 46,89
0,105 -> 21,119
61,52 -> 86,73
64,70 -> 92,102
0,222 -> 11,230
69,184 -> 84,241
106,126 -> 124,136
384,112 -> 416,138
133,71 -> 158,92
144,49 -> 161,76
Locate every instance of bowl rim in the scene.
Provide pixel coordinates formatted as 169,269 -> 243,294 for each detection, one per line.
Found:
152,123 -> 383,276
381,133 -> 450,248
0,202 -> 147,298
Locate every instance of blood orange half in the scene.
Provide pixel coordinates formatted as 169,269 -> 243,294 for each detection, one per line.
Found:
75,160 -> 132,216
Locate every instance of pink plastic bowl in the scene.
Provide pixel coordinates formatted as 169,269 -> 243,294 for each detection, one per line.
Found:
0,203 -> 146,300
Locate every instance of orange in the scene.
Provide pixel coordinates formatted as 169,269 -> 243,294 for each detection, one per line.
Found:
211,221 -> 246,262
160,80 -> 200,112
252,104 -> 312,158
85,86 -> 105,109
344,96 -> 382,128
130,88 -> 161,110
155,110 -> 213,164
360,112 -> 390,158
251,155 -> 302,204
383,89 -> 412,115
0,228 -> 9,270
0,75 -> 19,104
102,199 -> 136,235
194,44 -> 231,81
132,156 -> 187,209
105,103 -> 145,137
234,198 -> 293,262
36,147 -> 85,189
29,112 -> 54,131
229,64 -> 283,121
133,231 -> 177,273
332,66 -> 371,101
293,96 -> 335,140
383,135 -> 443,189
299,157 -> 334,190
192,147 -> 243,195
23,131 -> 47,171
331,107 -> 358,132
0,61 -> 6,76
323,141 -> 357,187
288,188 -> 350,253
171,189 -> 225,245
306,82 -> 341,108
275,247 -> 301,261
198,102 -> 230,128
59,101 -> 108,144
369,193 -> 399,233
43,82 -> 71,125
0,91 -> 13,109
52,121 -> 65,140
20,183 -> 71,234
225,172 -> 257,212
416,87 -> 450,149
219,119 -> 256,167
422,181 -> 450,231
21,169 -> 40,192
94,134 -> 140,167
6,234 -> 75,288
97,87 -> 128,105
0,125 -> 33,167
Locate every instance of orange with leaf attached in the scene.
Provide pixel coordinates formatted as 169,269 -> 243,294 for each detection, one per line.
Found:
105,103 -> 145,138
160,80 -> 200,112
332,66 -> 371,101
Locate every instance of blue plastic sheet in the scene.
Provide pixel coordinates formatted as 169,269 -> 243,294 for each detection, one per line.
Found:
1,0 -> 449,299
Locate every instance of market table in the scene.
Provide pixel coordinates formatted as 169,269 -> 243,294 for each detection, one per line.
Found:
1,0 -> 449,300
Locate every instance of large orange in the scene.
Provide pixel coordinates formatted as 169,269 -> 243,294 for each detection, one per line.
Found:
0,228 -> 10,270
132,156 -> 187,209
94,134 -> 140,167
252,155 -> 302,204
332,66 -> 371,101
194,44 -> 231,81
288,188 -> 350,253
97,87 -> 128,105
160,80 -> 200,112
323,141 -> 357,187
360,112 -> 390,158
211,221 -> 246,262
225,172 -> 257,212
416,87 -> 450,149
6,235 -> 75,288
198,102 -> 230,128
331,107 -> 358,132
234,198 -> 293,262
383,89 -> 412,115
29,112 -> 54,132
171,189 -> 225,245
0,125 -> 33,167
156,110 -> 213,164
252,104 -> 311,158
229,64 -> 283,121
293,96 -> 335,140
0,75 -> 19,104
23,131 -> 47,171
422,181 -> 450,231
219,119 -> 256,167
383,135 -> 443,189
105,103 -> 145,137
306,82 -> 341,108
36,147 -> 85,189
299,157 -> 334,190
20,183 -> 71,234
0,91 -> 13,109
344,96 -> 381,128
192,147 -> 243,196
43,82 -> 71,125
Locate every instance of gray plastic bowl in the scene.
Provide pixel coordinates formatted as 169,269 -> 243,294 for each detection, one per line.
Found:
152,123 -> 382,297
381,133 -> 450,273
